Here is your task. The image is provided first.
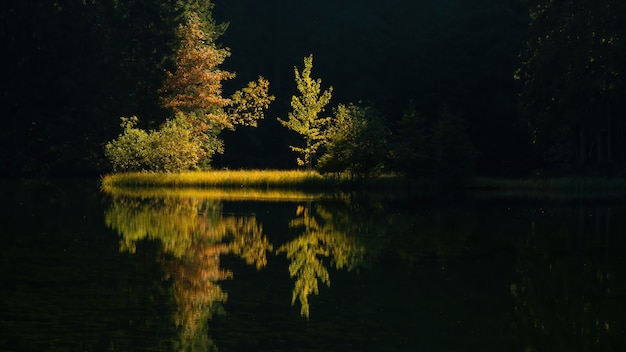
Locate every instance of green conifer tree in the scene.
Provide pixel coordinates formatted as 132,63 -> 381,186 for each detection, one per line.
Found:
278,55 -> 333,170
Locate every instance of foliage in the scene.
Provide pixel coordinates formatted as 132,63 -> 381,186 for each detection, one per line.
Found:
104,116 -> 151,172
392,103 -> 430,177
430,110 -> 477,187
228,77 -> 275,127
104,114 -> 202,172
178,0 -> 226,38
392,106 -> 476,186
318,103 -> 390,178
279,55 -> 333,169
160,12 -> 235,119
153,113 -> 205,172
516,0 -> 626,169
159,12 -> 273,166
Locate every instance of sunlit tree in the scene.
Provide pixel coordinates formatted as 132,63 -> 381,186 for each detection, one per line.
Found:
160,12 -> 274,166
278,55 -> 333,170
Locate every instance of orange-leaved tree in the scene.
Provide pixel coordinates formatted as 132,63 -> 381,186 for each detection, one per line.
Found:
160,12 -> 274,167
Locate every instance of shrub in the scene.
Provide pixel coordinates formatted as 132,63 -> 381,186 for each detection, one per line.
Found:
150,113 -> 201,172
104,114 -> 203,172
104,116 -> 151,172
318,103 -> 390,178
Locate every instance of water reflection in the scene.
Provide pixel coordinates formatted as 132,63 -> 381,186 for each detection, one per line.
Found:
277,202 -> 364,318
103,188 -> 365,349
510,204 -> 626,351
104,193 -> 271,350
5,181 -> 626,350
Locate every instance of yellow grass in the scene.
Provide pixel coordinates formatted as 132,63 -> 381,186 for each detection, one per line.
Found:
100,170 -> 429,202
101,169 -> 349,189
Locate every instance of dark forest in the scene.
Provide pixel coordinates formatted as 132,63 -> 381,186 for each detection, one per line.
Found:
1,0 -> 624,179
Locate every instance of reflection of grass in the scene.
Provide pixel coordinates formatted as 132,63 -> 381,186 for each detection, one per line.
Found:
102,171 -> 626,198
101,170 -> 416,191
102,184 -> 330,201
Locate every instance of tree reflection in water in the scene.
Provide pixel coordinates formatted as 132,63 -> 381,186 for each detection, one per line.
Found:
511,205 -> 626,351
277,202 -> 365,318
104,194 -> 271,351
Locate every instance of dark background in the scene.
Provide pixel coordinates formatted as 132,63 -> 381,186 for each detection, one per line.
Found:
212,0 -> 528,173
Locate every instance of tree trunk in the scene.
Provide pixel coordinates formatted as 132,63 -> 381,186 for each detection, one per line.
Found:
578,125 -> 586,167
596,128 -> 603,166
607,102 -> 612,163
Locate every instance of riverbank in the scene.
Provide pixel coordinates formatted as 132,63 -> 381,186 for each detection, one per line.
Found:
101,170 -> 626,196
101,170 -> 418,190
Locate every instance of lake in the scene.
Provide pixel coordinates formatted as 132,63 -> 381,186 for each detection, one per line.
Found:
2,179 -> 626,351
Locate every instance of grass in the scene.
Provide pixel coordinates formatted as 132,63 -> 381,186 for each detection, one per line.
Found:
100,169 -> 416,191
101,170 -> 626,199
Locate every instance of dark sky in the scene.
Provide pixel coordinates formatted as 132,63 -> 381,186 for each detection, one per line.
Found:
213,0 -> 525,102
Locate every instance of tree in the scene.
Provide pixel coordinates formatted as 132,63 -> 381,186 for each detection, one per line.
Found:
160,11 -> 273,167
392,102 -> 430,177
391,105 -> 476,186
278,55 -> 333,170
516,0 -> 626,170
429,110 -> 476,187
318,103 -> 390,178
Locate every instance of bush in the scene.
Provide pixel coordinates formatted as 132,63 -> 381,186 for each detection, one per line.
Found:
150,114 -> 201,172
104,116 -> 151,172
318,103 -> 390,178
104,114 -> 203,172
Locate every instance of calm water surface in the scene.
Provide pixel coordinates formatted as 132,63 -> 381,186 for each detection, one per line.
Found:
2,180 -> 626,351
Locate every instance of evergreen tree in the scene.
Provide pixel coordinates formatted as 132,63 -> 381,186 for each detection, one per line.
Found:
278,55 -> 333,170
392,105 -> 476,186
516,0 -> 626,170
429,110 -> 476,187
392,102 -> 430,177
160,11 -> 273,167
